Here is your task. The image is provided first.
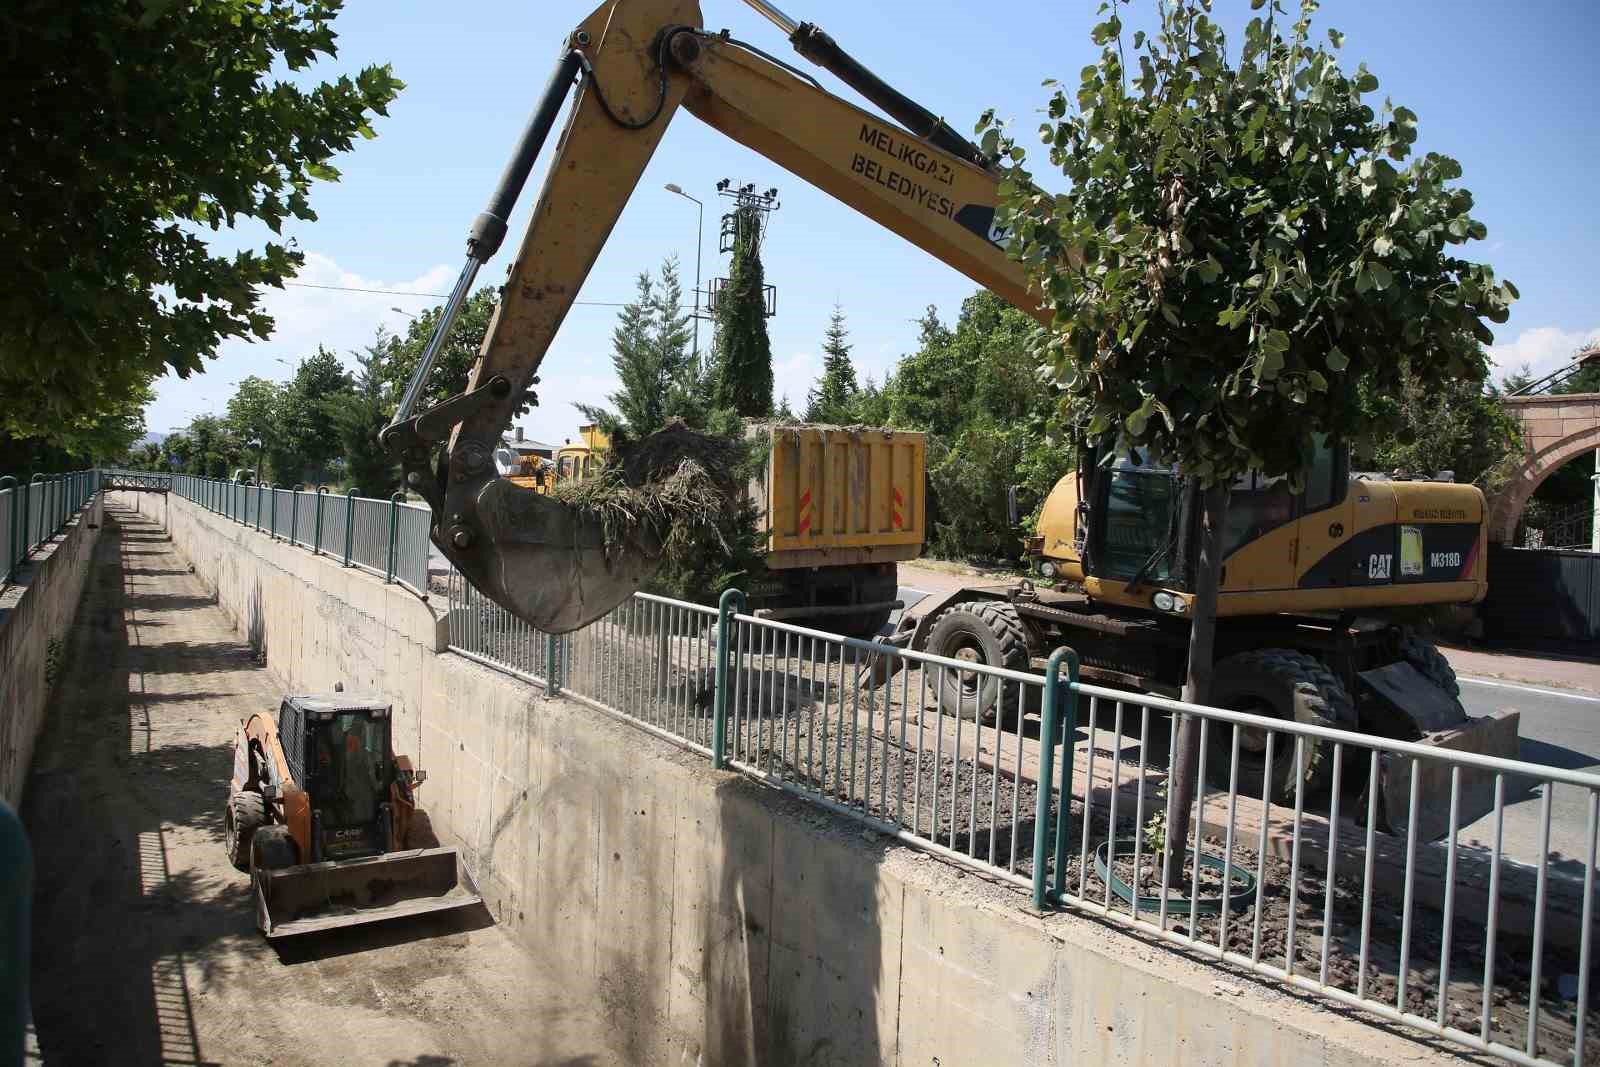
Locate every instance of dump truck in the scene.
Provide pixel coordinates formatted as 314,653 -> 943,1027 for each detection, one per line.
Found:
747,422 -> 925,638
225,693 -> 481,938
889,439 -> 1517,821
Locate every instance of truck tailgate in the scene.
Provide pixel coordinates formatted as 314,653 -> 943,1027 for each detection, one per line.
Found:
763,426 -> 925,554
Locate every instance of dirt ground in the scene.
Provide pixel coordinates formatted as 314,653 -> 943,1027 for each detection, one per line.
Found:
23,501 -> 623,1067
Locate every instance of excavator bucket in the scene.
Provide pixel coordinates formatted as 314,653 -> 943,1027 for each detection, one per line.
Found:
1357,663 -> 1523,839
446,479 -> 665,635
253,847 -> 482,939
439,423 -> 739,634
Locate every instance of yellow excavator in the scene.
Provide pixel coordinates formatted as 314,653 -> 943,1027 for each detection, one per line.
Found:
378,0 -> 1031,634
379,0 -> 1516,829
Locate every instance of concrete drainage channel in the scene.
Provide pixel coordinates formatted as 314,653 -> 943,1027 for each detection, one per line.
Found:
153,483 -> 1593,1067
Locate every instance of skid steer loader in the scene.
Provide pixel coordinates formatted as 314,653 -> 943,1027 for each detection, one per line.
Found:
225,693 -> 481,939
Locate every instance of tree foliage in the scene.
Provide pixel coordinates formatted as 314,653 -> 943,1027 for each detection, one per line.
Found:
805,305 -> 860,423
378,288 -> 501,416
886,295 -> 1072,558
0,0 -> 401,447
579,258 -> 704,440
1368,371 -> 1519,491
711,206 -> 774,417
225,376 -> 282,469
982,0 -> 1515,487
340,330 -> 401,497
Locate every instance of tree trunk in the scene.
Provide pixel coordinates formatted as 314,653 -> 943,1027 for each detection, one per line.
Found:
1164,481 -> 1229,887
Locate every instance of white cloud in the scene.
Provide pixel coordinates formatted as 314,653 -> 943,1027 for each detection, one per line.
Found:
1488,324 -> 1600,387
773,349 -> 820,415
146,252 -> 453,433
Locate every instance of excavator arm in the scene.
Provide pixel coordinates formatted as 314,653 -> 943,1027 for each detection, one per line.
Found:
383,0 -> 1041,633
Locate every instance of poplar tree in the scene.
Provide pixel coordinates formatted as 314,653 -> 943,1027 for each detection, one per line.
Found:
711,205 -> 774,417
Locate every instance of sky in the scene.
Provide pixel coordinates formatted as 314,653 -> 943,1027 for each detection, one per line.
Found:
146,0 -> 1599,441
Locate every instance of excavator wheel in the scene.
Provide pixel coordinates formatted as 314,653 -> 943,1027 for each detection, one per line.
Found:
225,790 -> 267,872
924,601 -> 1031,727
1397,628 -> 1462,700
1206,649 -> 1353,805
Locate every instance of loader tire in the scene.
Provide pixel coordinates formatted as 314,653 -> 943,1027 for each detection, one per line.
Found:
225,790 -> 267,871
250,825 -> 298,872
1208,649 -> 1353,805
925,601 -> 1031,727
1398,629 -> 1461,699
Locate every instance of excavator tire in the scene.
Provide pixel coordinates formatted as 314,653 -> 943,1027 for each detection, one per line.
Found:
1208,649 -> 1353,805
1398,629 -> 1461,699
225,790 -> 267,872
925,600 -> 1031,727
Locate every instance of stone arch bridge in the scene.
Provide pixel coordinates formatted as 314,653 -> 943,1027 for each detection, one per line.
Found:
1489,393 -> 1600,543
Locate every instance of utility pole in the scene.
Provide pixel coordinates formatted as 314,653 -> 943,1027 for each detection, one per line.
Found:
664,183 -> 705,358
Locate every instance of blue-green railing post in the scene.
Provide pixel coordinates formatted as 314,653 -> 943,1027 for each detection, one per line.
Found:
269,485 -> 280,539
255,482 -> 263,533
289,487 -> 300,546
313,486 -> 328,554
26,476 -> 42,554
385,492 -> 404,584
1032,646 -> 1080,910
0,477 -> 15,578
713,588 -> 745,770
342,488 -> 356,566
545,632 -> 561,695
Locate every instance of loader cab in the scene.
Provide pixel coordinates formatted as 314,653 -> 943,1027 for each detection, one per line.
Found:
279,695 -> 393,862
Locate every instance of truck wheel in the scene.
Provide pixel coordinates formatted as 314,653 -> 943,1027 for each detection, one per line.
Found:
225,790 -> 267,871
1398,629 -> 1461,699
1207,649 -> 1353,805
250,825 -> 298,872
832,564 -> 900,639
925,601 -> 1031,727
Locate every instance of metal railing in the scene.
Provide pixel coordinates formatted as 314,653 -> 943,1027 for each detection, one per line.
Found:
446,579 -> 1597,1067
155,474 -> 433,598
0,470 -> 100,585
1523,500 -> 1595,552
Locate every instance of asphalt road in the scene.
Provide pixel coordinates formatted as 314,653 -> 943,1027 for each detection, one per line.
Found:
892,576 -> 1599,873
1457,678 -> 1600,873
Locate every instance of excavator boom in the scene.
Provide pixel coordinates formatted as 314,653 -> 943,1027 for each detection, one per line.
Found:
384,0 -> 1037,632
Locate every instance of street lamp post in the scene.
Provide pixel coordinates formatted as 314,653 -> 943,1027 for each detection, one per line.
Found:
664,183 -> 704,358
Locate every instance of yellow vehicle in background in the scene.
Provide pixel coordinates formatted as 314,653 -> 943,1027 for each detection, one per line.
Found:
751,423 -> 925,638
552,423 -> 610,484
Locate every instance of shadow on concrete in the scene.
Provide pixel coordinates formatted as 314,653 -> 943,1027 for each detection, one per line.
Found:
25,504 -> 241,1067
126,640 -> 261,676
122,592 -> 220,613
702,777 -> 889,1066
272,903 -> 497,967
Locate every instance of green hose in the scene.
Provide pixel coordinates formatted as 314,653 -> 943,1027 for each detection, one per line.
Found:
1094,837 -> 1256,916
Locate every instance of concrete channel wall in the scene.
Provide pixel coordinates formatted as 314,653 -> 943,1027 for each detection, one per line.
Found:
154,490 -> 1470,1067
0,494 -> 101,805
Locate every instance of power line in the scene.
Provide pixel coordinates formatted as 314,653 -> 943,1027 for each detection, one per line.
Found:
282,280 -> 659,309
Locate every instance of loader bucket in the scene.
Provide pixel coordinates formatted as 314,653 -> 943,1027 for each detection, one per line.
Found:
253,847 -> 483,939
